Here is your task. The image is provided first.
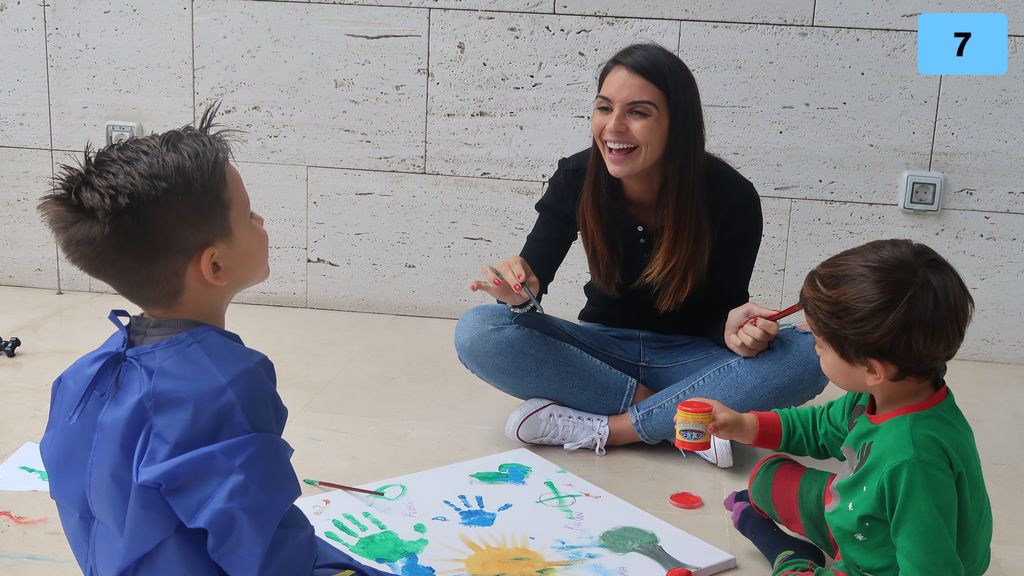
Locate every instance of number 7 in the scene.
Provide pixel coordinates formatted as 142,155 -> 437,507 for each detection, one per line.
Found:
954,32 -> 971,57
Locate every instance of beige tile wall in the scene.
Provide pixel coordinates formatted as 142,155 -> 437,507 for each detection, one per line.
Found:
2,0 -> 1021,362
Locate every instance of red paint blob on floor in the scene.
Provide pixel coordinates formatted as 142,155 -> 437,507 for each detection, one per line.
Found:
0,510 -> 47,525
669,491 -> 704,509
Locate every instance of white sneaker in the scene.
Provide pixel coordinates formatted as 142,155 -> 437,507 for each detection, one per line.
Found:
695,435 -> 733,468
506,398 -> 609,455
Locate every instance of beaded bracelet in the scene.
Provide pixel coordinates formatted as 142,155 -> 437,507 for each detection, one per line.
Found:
507,300 -> 539,314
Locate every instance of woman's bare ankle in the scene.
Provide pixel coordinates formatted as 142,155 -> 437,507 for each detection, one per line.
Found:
631,383 -> 654,404
606,413 -> 642,445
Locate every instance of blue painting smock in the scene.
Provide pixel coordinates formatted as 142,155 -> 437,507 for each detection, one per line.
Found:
40,310 -> 394,575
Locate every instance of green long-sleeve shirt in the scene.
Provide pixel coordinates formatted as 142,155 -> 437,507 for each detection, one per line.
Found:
752,386 -> 992,575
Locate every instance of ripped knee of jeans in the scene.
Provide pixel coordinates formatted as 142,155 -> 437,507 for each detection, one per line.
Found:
792,322 -> 811,333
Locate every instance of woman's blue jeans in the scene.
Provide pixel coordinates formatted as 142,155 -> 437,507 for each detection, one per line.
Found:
454,304 -> 828,443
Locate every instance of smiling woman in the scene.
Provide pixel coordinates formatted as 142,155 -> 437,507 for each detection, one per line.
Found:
454,43 -> 828,466
581,49 -> 707,315
592,73 -> 669,186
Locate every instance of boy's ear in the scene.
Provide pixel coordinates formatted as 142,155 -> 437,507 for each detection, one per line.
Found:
864,358 -> 891,388
197,245 -> 228,287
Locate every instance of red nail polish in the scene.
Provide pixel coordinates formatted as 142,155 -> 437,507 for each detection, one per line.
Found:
514,284 -> 522,291
493,279 -> 501,286
517,274 -> 525,281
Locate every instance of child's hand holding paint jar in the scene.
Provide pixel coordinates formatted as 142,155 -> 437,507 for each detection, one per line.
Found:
679,398 -> 758,446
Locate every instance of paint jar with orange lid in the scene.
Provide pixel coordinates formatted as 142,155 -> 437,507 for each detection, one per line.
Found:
674,400 -> 712,451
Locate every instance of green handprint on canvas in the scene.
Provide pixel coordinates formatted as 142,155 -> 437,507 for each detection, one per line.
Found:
469,462 -> 532,485
325,511 -> 429,564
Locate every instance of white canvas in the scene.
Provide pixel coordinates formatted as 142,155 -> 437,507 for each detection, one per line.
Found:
0,441 -> 49,492
296,448 -> 734,576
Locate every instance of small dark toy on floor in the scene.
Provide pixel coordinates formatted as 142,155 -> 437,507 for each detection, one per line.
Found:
1,336 -> 21,357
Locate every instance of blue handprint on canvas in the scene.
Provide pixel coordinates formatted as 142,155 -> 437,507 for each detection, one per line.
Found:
442,495 -> 512,527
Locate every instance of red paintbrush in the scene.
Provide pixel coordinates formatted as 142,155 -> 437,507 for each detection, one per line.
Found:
747,303 -> 803,325
764,303 -> 803,322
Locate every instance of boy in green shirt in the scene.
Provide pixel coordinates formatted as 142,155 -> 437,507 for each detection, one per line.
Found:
694,239 -> 992,575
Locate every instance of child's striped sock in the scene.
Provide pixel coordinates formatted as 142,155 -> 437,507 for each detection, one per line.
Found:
729,493 -> 826,569
723,489 -> 750,511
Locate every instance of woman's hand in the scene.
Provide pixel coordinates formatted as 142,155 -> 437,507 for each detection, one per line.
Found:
686,398 -> 758,445
724,301 -> 780,358
469,256 -> 540,306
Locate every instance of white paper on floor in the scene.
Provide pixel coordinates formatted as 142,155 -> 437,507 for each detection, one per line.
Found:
296,448 -> 734,576
0,441 -> 49,492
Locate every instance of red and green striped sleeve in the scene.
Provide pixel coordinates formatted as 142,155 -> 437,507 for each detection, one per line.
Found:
751,392 -> 865,460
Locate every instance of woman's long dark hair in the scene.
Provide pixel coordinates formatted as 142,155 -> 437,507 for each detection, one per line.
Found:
579,43 -> 709,313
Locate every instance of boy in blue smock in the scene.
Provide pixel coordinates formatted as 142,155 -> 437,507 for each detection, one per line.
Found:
38,105 -> 395,576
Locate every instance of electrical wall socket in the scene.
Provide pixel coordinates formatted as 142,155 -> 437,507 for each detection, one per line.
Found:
105,121 -> 143,146
899,170 -> 943,213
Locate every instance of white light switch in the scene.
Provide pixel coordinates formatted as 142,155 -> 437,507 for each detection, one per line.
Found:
899,171 -> 943,213
105,121 -> 143,146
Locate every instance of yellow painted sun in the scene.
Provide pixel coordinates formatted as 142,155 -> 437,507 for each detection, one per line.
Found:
440,533 -> 577,576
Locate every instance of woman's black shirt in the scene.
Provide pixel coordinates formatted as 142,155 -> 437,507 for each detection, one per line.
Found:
519,149 -> 763,346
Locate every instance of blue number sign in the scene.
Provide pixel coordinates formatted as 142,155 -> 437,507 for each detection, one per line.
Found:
918,13 -> 1008,75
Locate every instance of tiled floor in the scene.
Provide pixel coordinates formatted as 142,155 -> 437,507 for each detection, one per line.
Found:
0,286 -> 1019,575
